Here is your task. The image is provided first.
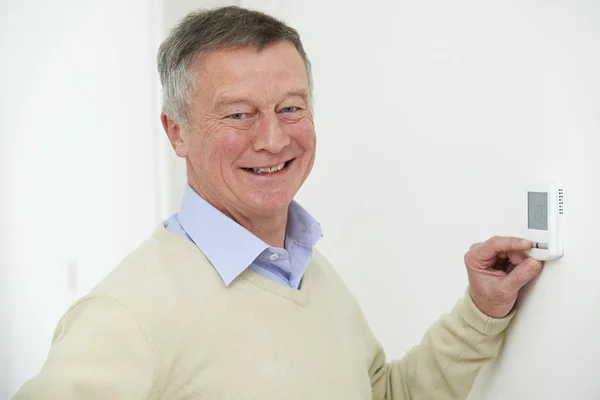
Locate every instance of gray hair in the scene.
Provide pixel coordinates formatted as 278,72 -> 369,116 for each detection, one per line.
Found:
157,6 -> 312,129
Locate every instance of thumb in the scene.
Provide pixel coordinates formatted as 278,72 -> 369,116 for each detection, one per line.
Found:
505,257 -> 544,292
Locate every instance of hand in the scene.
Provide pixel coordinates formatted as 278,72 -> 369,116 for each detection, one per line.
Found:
464,236 -> 544,319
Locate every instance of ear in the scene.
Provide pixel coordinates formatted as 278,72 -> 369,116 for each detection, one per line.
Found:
161,112 -> 188,158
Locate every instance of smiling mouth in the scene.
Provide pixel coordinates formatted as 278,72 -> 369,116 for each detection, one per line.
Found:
243,159 -> 293,174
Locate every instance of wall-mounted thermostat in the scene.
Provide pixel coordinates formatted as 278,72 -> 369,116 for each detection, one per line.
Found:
524,181 -> 564,261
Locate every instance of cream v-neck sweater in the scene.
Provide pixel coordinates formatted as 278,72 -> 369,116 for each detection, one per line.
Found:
14,226 -> 514,400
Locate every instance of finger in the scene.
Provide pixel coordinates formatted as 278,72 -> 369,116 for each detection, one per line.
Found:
504,257 -> 544,291
505,263 -> 517,274
477,236 -> 533,262
470,242 -> 482,251
507,251 -> 528,266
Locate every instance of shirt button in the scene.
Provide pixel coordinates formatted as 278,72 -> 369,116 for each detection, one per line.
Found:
269,253 -> 279,261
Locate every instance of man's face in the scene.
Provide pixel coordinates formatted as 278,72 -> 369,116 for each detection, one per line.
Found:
173,41 -> 315,219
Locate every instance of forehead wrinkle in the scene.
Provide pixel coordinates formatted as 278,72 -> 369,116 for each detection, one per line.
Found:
213,88 -> 253,110
198,58 -> 310,112
196,42 -> 308,88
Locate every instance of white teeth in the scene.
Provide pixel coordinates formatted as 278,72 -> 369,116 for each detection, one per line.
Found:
251,162 -> 286,174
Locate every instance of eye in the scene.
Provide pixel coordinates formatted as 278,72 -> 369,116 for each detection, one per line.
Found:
229,113 -> 246,120
280,106 -> 298,113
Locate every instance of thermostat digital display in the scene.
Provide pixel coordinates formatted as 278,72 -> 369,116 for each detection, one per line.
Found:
524,181 -> 564,261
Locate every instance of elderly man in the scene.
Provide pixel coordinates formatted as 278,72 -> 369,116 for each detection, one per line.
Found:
14,6 -> 543,400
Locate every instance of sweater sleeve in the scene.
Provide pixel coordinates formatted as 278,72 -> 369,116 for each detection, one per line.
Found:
370,290 -> 515,400
12,294 -> 157,400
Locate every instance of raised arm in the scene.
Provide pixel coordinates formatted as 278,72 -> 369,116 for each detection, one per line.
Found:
370,236 -> 544,399
370,290 -> 513,399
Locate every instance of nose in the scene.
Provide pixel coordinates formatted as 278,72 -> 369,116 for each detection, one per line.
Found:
252,112 -> 291,154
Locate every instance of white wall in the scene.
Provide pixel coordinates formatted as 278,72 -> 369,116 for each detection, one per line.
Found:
1,1 -> 162,396
241,1 -> 600,398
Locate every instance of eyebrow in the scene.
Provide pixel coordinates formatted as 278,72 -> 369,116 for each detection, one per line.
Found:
280,89 -> 310,104
214,89 -> 310,111
214,95 -> 250,109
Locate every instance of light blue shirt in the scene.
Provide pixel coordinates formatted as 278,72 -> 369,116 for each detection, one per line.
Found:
164,184 -> 322,289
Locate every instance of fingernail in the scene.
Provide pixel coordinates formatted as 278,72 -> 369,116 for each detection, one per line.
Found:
521,239 -> 531,246
529,260 -> 539,268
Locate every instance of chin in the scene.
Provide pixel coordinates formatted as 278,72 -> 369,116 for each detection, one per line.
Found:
245,192 -> 295,214
253,198 -> 292,214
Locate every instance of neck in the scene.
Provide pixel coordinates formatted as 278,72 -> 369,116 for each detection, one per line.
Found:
233,211 -> 288,248
188,176 -> 288,248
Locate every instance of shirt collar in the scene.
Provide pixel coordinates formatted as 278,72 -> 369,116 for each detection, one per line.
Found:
177,184 -> 322,286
